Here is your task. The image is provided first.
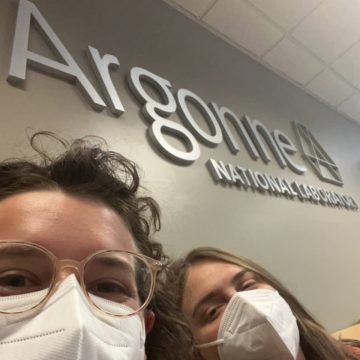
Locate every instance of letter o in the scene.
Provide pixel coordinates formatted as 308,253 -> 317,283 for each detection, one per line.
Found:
177,88 -> 223,146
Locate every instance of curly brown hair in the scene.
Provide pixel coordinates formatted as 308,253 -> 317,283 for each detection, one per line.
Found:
0,131 -> 174,359
0,132 -> 162,259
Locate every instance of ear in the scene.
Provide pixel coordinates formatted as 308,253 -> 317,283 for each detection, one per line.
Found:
144,310 -> 155,334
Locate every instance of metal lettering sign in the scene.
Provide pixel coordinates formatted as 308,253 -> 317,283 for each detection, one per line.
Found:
7,0 -> 106,110
294,122 -> 343,186
207,159 -> 357,210
6,0 -> 358,210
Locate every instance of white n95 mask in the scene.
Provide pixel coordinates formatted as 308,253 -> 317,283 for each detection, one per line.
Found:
196,289 -> 301,360
0,275 -> 146,360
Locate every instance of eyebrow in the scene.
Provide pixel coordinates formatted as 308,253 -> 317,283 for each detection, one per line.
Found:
231,269 -> 251,287
0,247 -> 43,257
191,269 -> 249,320
92,257 -> 135,273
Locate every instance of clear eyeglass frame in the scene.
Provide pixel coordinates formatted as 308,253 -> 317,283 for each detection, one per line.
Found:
0,240 -> 163,317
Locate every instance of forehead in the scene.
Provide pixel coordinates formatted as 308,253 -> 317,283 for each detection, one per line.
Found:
0,190 -> 136,259
182,260 -> 245,314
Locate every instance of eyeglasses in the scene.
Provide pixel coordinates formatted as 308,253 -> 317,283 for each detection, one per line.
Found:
0,241 -> 163,316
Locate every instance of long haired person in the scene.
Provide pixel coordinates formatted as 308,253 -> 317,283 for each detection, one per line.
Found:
164,247 -> 360,360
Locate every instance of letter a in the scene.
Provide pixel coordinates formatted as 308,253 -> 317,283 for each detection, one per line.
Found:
8,0 -> 106,110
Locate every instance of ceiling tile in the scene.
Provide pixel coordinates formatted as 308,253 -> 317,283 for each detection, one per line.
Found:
332,41 -> 360,89
168,0 -> 215,18
203,0 -> 283,57
263,38 -> 323,85
250,0 -> 322,31
338,92 -> 360,124
292,0 -> 360,63
306,70 -> 355,106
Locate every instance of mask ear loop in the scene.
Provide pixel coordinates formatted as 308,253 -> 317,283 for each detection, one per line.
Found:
195,338 -> 225,349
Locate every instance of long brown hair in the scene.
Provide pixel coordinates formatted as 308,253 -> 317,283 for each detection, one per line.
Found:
165,247 -> 359,360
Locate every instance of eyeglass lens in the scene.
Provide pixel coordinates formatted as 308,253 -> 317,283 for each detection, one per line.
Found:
0,243 -> 153,315
0,243 -> 53,313
84,251 -> 152,315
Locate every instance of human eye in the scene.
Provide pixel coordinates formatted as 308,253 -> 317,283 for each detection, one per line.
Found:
236,271 -> 258,291
241,279 -> 257,291
0,270 -> 42,296
202,304 -> 224,324
93,280 -> 127,294
87,279 -> 136,302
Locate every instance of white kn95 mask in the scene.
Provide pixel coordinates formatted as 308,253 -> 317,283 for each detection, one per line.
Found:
196,289 -> 301,360
0,275 -> 146,360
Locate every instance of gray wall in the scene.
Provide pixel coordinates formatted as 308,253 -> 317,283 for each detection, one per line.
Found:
0,0 -> 359,331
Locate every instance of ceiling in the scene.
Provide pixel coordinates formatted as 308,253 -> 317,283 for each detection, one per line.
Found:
162,0 -> 360,126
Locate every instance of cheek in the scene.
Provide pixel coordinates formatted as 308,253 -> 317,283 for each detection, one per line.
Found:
258,283 -> 275,291
192,315 -> 223,345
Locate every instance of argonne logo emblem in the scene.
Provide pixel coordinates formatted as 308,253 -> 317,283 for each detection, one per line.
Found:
294,122 -> 343,186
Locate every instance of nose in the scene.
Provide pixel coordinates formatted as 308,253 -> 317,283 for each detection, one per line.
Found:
227,288 -> 238,299
55,259 -> 82,284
